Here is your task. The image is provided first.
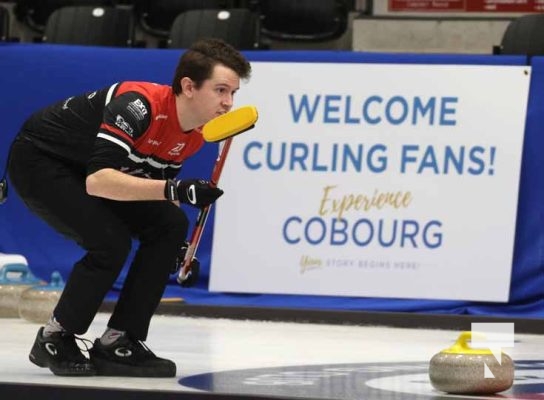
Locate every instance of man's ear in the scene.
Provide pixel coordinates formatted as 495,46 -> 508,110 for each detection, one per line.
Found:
180,77 -> 194,98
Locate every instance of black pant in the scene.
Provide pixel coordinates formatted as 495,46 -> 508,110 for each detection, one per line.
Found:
8,138 -> 188,340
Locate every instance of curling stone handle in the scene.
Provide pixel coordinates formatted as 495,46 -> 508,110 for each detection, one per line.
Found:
451,331 -> 473,352
443,331 -> 494,355
0,263 -> 30,282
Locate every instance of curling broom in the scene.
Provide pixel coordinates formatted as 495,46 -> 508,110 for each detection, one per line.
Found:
177,105 -> 258,285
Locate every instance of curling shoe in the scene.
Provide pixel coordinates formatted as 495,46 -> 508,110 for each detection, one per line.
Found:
29,327 -> 96,376
89,334 -> 176,377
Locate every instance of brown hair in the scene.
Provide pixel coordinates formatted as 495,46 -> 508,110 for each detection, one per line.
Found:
172,38 -> 252,95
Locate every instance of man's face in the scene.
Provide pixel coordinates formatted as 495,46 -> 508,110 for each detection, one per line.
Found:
191,64 -> 240,126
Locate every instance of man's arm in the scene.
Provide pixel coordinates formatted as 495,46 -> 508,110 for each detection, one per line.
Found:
86,168 -> 222,207
86,168 -> 166,201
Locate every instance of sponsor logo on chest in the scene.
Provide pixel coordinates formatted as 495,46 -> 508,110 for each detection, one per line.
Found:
168,142 -> 186,156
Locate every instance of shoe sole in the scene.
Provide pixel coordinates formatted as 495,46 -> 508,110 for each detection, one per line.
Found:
30,346 -> 96,376
92,357 -> 176,377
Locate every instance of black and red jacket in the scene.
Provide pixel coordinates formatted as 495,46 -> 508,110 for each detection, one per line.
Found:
19,81 -> 204,180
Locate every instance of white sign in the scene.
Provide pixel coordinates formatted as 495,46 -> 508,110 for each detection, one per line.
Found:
210,62 -> 530,302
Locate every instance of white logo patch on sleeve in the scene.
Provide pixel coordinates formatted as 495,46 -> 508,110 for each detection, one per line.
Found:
127,99 -> 148,121
115,115 -> 134,136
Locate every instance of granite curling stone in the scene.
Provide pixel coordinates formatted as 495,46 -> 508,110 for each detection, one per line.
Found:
429,331 -> 514,395
18,271 -> 65,324
0,263 -> 42,318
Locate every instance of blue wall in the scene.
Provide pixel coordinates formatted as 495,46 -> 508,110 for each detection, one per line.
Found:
0,43 -> 542,318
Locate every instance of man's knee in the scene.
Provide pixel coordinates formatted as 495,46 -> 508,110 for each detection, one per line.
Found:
88,230 -> 132,270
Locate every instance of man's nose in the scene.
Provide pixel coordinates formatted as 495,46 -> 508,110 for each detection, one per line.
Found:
222,94 -> 233,109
